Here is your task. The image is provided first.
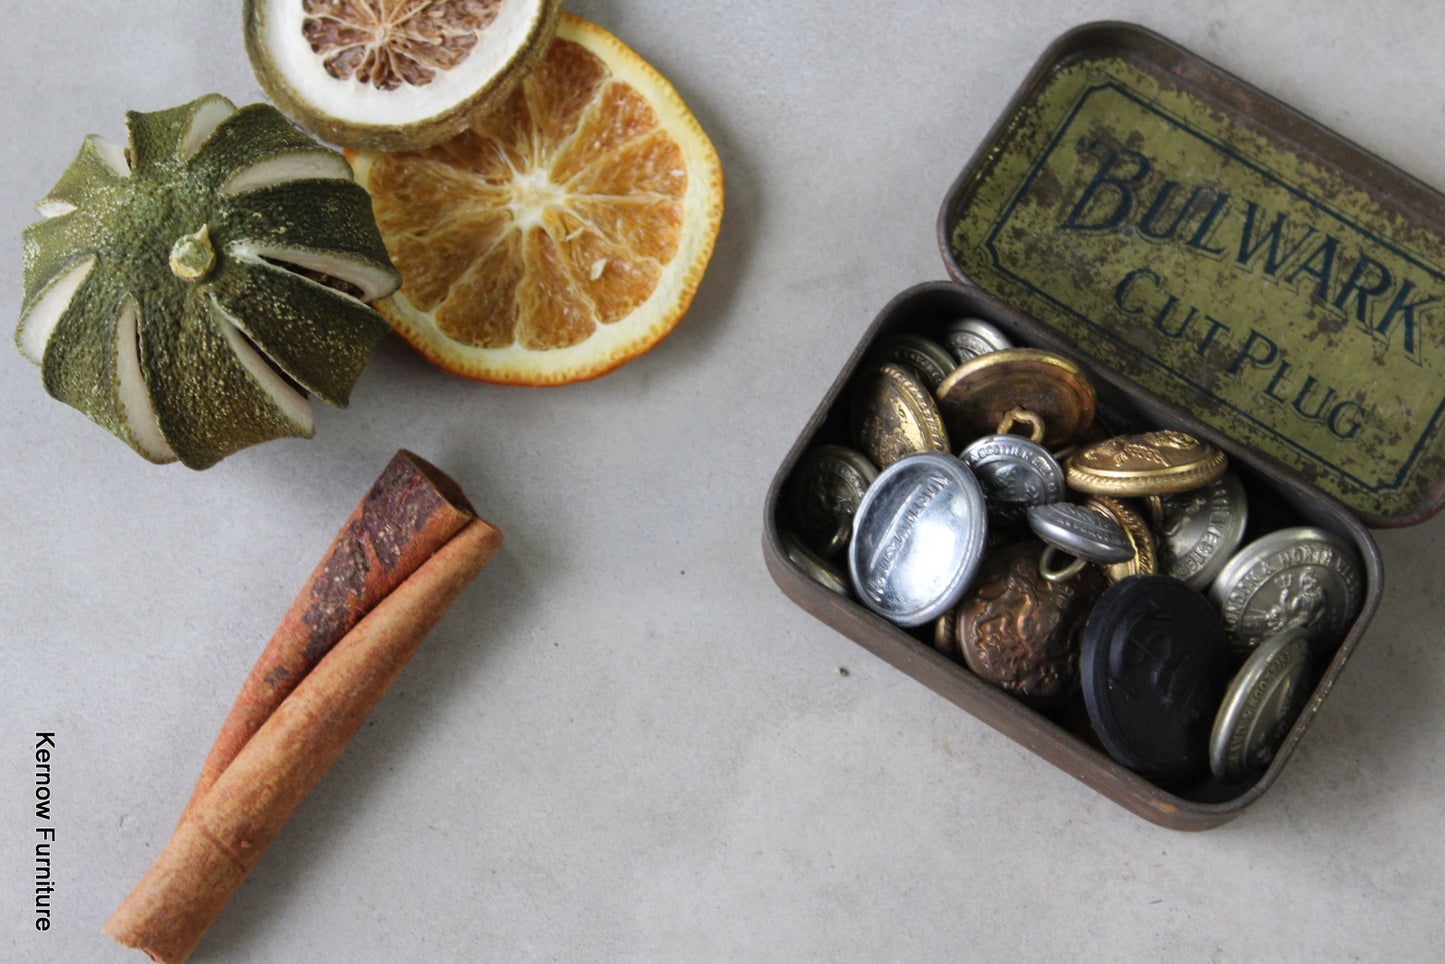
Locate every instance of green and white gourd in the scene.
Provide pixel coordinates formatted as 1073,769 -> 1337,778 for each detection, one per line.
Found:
16,94 -> 401,469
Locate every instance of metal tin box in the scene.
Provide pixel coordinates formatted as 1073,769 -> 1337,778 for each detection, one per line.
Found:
760,21 -> 1445,829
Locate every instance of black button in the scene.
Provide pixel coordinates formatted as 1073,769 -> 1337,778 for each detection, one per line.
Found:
1080,575 -> 1230,780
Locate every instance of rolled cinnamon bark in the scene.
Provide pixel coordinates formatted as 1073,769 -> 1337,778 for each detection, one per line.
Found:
177,449 -> 475,822
102,454 -> 503,964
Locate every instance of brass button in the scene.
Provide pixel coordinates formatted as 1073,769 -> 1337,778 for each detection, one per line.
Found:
848,362 -> 949,470
779,528 -> 850,596
933,606 -> 961,661
1064,430 -> 1227,496
782,444 -> 878,560
935,347 -> 1096,449
1083,495 -> 1158,583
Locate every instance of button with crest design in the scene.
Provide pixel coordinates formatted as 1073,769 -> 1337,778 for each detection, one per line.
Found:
1080,575 -> 1231,779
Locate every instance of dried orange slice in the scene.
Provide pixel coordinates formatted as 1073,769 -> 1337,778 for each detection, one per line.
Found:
349,12 -> 723,385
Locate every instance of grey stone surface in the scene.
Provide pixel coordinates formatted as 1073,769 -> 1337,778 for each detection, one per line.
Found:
3,2 -> 1443,960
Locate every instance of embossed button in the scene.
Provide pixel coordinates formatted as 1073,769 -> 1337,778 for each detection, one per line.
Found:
1065,430 -> 1227,496
958,433 -> 1066,522
933,606 -> 961,660
848,452 -> 988,627
1026,501 -> 1136,564
1080,575 -> 1231,779
1148,470 -> 1248,590
935,347 -> 1096,449
868,333 -> 958,393
1209,628 -> 1314,784
1208,526 -> 1364,657
1084,495 -> 1157,583
849,362 -> 950,470
956,540 -> 1105,706
783,444 -> 879,559
780,528 -> 850,596
941,317 -> 1014,364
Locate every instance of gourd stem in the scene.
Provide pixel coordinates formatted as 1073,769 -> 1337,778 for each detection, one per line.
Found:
169,224 -> 215,282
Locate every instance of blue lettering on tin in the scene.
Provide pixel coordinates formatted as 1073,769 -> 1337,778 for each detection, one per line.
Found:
1065,144 -> 1437,365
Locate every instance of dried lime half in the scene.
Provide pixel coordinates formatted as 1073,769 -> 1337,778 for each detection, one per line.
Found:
16,93 -> 401,469
245,0 -> 562,150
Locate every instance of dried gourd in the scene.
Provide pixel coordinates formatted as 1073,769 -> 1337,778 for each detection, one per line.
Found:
16,94 -> 401,468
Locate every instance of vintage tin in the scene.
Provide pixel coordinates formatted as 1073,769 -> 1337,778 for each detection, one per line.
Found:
761,21 -> 1432,829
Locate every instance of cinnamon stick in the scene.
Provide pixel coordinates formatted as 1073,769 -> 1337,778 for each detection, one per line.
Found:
102,453 -> 503,963
178,449 -> 475,822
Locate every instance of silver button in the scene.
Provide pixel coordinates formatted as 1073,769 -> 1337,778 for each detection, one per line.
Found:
1026,501 -> 1135,564
848,452 -> 988,627
868,333 -> 958,394
1209,628 -> 1314,783
941,317 -> 1013,364
1152,471 -> 1249,590
958,433 -> 1066,522
1208,526 -> 1364,657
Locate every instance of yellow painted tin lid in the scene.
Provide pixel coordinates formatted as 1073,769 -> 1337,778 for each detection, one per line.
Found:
941,22 -> 1445,526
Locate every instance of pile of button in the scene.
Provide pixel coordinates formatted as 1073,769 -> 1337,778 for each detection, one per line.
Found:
780,318 -> 1364,788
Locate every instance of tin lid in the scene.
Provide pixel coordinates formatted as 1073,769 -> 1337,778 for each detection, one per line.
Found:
940,21 -> 1445,526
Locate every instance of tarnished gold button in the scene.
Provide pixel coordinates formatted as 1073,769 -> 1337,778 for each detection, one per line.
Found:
935,347 -> 1095,449
1064,430 -> 1227,496
779,528 -> 850,596
782,444 -> 879,559
933,606 -> 961,661
1083,495 -> 1158,583
848,362 -> 949,470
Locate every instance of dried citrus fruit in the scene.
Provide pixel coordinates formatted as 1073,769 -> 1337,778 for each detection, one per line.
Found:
349,12 -> 724,385
245,0 -> 562,150
15,93 -> 401,468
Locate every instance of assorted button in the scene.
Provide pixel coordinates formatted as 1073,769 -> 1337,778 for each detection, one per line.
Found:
951,540 -> 1105,707
941,317 -> 1014,364
936,347 -> 1096,449
1065,430 -> 1228,496
847,452 -> 988,627
959,430 -> 1066,522
1208,627 -> 1315,784
779,528 -> 850,597
1026,501 -> 1135,565
848,362 -> 950,469
1148,471 -> 1249,591
778,314 -> 1367,789
782,444 -> 879,559
867,333 -> 958,393
1208,526 -> 1364,658
1082,495 -> 1157,584
1080,576 -> 1231,780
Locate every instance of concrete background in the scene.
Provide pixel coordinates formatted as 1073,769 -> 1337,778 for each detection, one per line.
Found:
2,1 -> 1442,960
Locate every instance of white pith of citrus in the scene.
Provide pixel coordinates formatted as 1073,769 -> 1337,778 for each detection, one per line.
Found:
260,0 -> 544,126
246,0 -> 562,150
